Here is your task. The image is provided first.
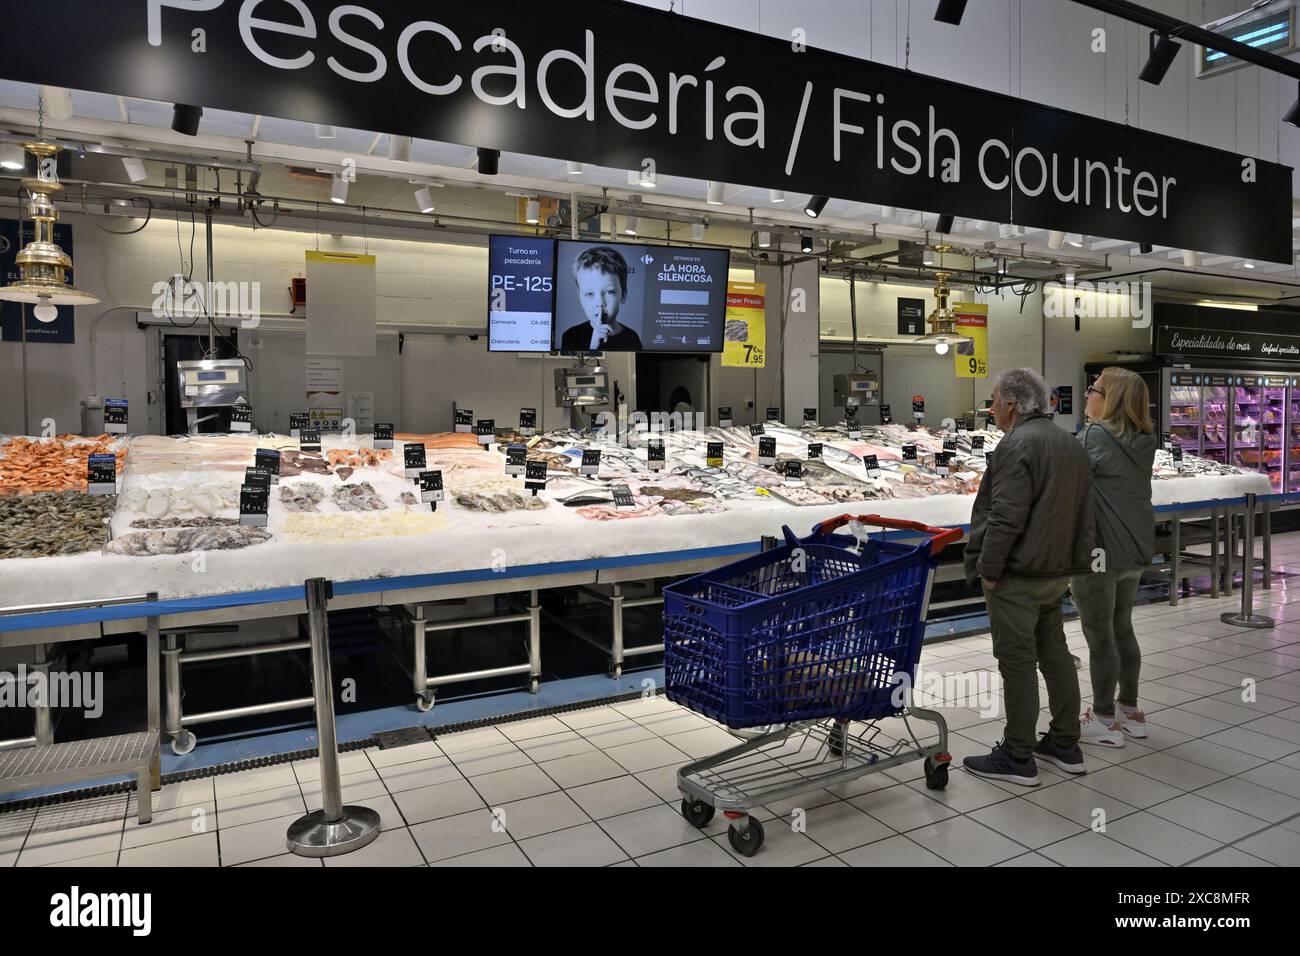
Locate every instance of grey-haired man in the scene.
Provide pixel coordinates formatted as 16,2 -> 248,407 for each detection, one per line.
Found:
963,368 -> 1094,786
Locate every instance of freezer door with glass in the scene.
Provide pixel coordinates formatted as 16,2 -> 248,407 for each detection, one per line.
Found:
1165,371 -> 1202,456
1260,375 -> 1288,493
1233,374 -> 1265,475
1289,378 -> 1300,494
1201,373 -> 1232,464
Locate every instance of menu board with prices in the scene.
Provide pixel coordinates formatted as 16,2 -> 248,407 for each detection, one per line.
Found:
581,449 -> 601,476
902,444 -> 917,462
879,404 -> 893,425
519,408 -> 537,437
373,423 -> 394,449
299,428 -> 321,452
706,442 -> 724,469
757,437 -> 777,466
718,406 -> 733,427
87,454 -> 117,496
254,448 -> 280,482
403,442 -> 428,478
104,398 -> 128,435
419,470 -> 444,506
243,467 -> 272,490
289,412 -> 309,439
525,459 -> 548,493
230,403 -> 253,433
505,444 -> 527,477
807,442 -> 822,459
863,454 -> 881,477
749,423 -> 765,437
803,408 -> 817,424
647,440 -> 666,471
912,397 -> 926,421
766,407 -> 781,423
476,420 -> 496,446
612,484 -> 635,509
239,485 -> 269,527
454,408 -> 473,433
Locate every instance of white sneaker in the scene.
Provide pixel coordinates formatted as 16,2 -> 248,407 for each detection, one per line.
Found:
1118,706 -> 1148,739
1079,708 -> 1125,748
728,724 -> 786,741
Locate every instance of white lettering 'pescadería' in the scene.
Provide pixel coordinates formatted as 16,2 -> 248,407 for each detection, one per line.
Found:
50,887 -> 152,937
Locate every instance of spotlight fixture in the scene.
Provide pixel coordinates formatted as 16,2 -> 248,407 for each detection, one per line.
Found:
934,0 -> 968,26
121,157 -> 148,183
1065,271 -> 1076,284
1182,249 -> 1199,268
388,135 -> 412,162
477,147 -> 500,175
314,124 -> 336,139
1068,236 -> 1084,248
800,235 -> 814,253
998,223 -> 1020,239
0,140 -> 100,317
0,143 -> 25,170
566,161 -> 584,175
637,167 -> 657,189
804,194 -> 828,218
171,104 -> 203,136
330,173 -> 348,205
879,205 -> 897,218
691,222 -> 706,241
625,216 -> 639,236
1047,230 -> 1066,250
1139,31 -> 1181,86
414,187 -> 435,213
769,189 -> 786,203
1285,82 -> 1300,127
758,230 -> 772,248
936,213 -> 954,234
526,199 -> 541,225
706,181 -> 725,204
1139,242 -> 1153,254
1244,260 -> 1256,269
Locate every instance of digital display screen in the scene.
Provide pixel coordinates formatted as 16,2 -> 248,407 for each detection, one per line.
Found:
553,239 -> 730,353
488,235 -> 555,353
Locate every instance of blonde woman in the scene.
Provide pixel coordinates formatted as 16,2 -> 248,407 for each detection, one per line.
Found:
1071,368 -> 1156,747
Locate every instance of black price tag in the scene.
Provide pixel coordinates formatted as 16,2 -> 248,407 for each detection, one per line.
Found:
454,408 -> 473,433
1172,442 -> 1184,462
612,484 -> 635,508
419,470 -> 444,504
104,398 -> 128,435
373,423 -> 394,449
972,435 -> 986,454
936,451 -> 951,475
239,485 -> 269,527
706,442 -> 724,469
718,406 -> 733,427
844,405 -> 859,420
476,420 -> 496,446
880,404 -> 893,424
647,440 -> 666,471
758,436 -> 776,465
87,453 -> 117,496
581,449 -> 601,476
808,442 -> 823,459
289,412 -> 309,439
254,448 -> 281,481
519,407 -> 537,436
943,439 -> 958,452
749,423 -> 765,437
525,459 -> 548,492
864,454 -> 881,477
403,441 -> 427,477
902,444 -> 917,462
766,407 -> 780,422
964,413 -> 977,432
505,444 -> 527,477
783,460 -> 803,480
243,466 -> 272,489
230,403 -> 253,433
912,397 -> 926,420
803,408 -> 817,424
299,427 -> 321,452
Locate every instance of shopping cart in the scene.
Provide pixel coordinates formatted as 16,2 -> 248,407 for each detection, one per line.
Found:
663,514 -> 962,856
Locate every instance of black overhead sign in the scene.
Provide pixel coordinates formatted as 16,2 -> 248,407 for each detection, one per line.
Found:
1156,325 -> 1300,362
6,1 -> 1289,262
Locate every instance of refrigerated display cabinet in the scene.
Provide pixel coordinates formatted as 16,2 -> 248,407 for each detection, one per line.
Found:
1201,375 -> 1231,465
1167,372 -> 1201,456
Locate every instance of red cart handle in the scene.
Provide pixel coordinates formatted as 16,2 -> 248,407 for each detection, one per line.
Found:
815,514 -> 964,556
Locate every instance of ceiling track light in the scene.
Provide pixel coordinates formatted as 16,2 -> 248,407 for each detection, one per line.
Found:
804,194 -> 829,218
625,215 -> 640,236
706,181 -> 725,204
879,205 -> 897,218
566,160 -> 584,175
330,172 -> 349,205
757,230 -> 772,248
1139,31 -> 1181,86
525,199 -> 541,225
1138,242 -> 1153,255
313,124 -> 336,139
1047,230 -> 1066,250
1182,249 -> 1199,268
769,189 -> 786,203
800,235 -> 814,253
477,147 -> 500,176
934,0 -> 968,26
691,222 -> 706,241
935,213 -> 954,234
414,186 -> 435,214
388,135 -> 412,162
0,142 -> 27,171
121,156 -> 148,183
171,103 -> 203,136
1243,260 -> 1256,269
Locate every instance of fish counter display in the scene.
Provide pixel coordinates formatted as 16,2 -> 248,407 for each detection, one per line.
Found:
0,422 -> 1273,607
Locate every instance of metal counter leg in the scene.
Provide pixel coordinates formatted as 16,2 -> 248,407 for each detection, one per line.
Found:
136,769 -> 153,825
162,635 -> 197,755
146,603 -> 161,791
1169,517 -> 1180,606
1210,508 -> 1219,600
611,584 -> 625,679
1222,495 -> 1274,630
1225,508 -> 1236,598
528,589 -> 541,694
31,645 -> 53,746
412,605 -> 433,712
1263,501 -> 1272,590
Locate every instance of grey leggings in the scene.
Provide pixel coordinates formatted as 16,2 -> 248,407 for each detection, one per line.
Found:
1069,569 -> 1144,716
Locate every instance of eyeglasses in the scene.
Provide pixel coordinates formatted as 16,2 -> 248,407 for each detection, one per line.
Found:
1086,384 -> 1105,398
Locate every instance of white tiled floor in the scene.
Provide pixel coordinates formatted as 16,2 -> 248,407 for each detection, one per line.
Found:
6,539 -> 1300,867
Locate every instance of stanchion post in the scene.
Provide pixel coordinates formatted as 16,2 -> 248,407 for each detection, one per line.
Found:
1221,494 -> 1274,630
287,577 -> 381,856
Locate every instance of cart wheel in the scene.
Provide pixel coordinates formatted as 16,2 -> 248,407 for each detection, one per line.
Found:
828,722 -> 847,757
609,663 -> 623,679
170,730 -> 197,757
681,798 -> 715,828
924,756 -> 950,791
415,690 -> 436,713
529,678 -> 539,694
727,818 -> 765,857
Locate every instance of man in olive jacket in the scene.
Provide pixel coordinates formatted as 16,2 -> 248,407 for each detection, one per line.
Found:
963,368 -> 1094,786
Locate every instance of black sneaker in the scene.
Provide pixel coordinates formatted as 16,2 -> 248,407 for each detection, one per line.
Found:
1033,734 -> 1088,774
962,742 -> 1040,787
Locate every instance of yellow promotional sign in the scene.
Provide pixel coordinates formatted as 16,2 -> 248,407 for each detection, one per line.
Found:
722,281 -> 766,368
953,303 -> 989,378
